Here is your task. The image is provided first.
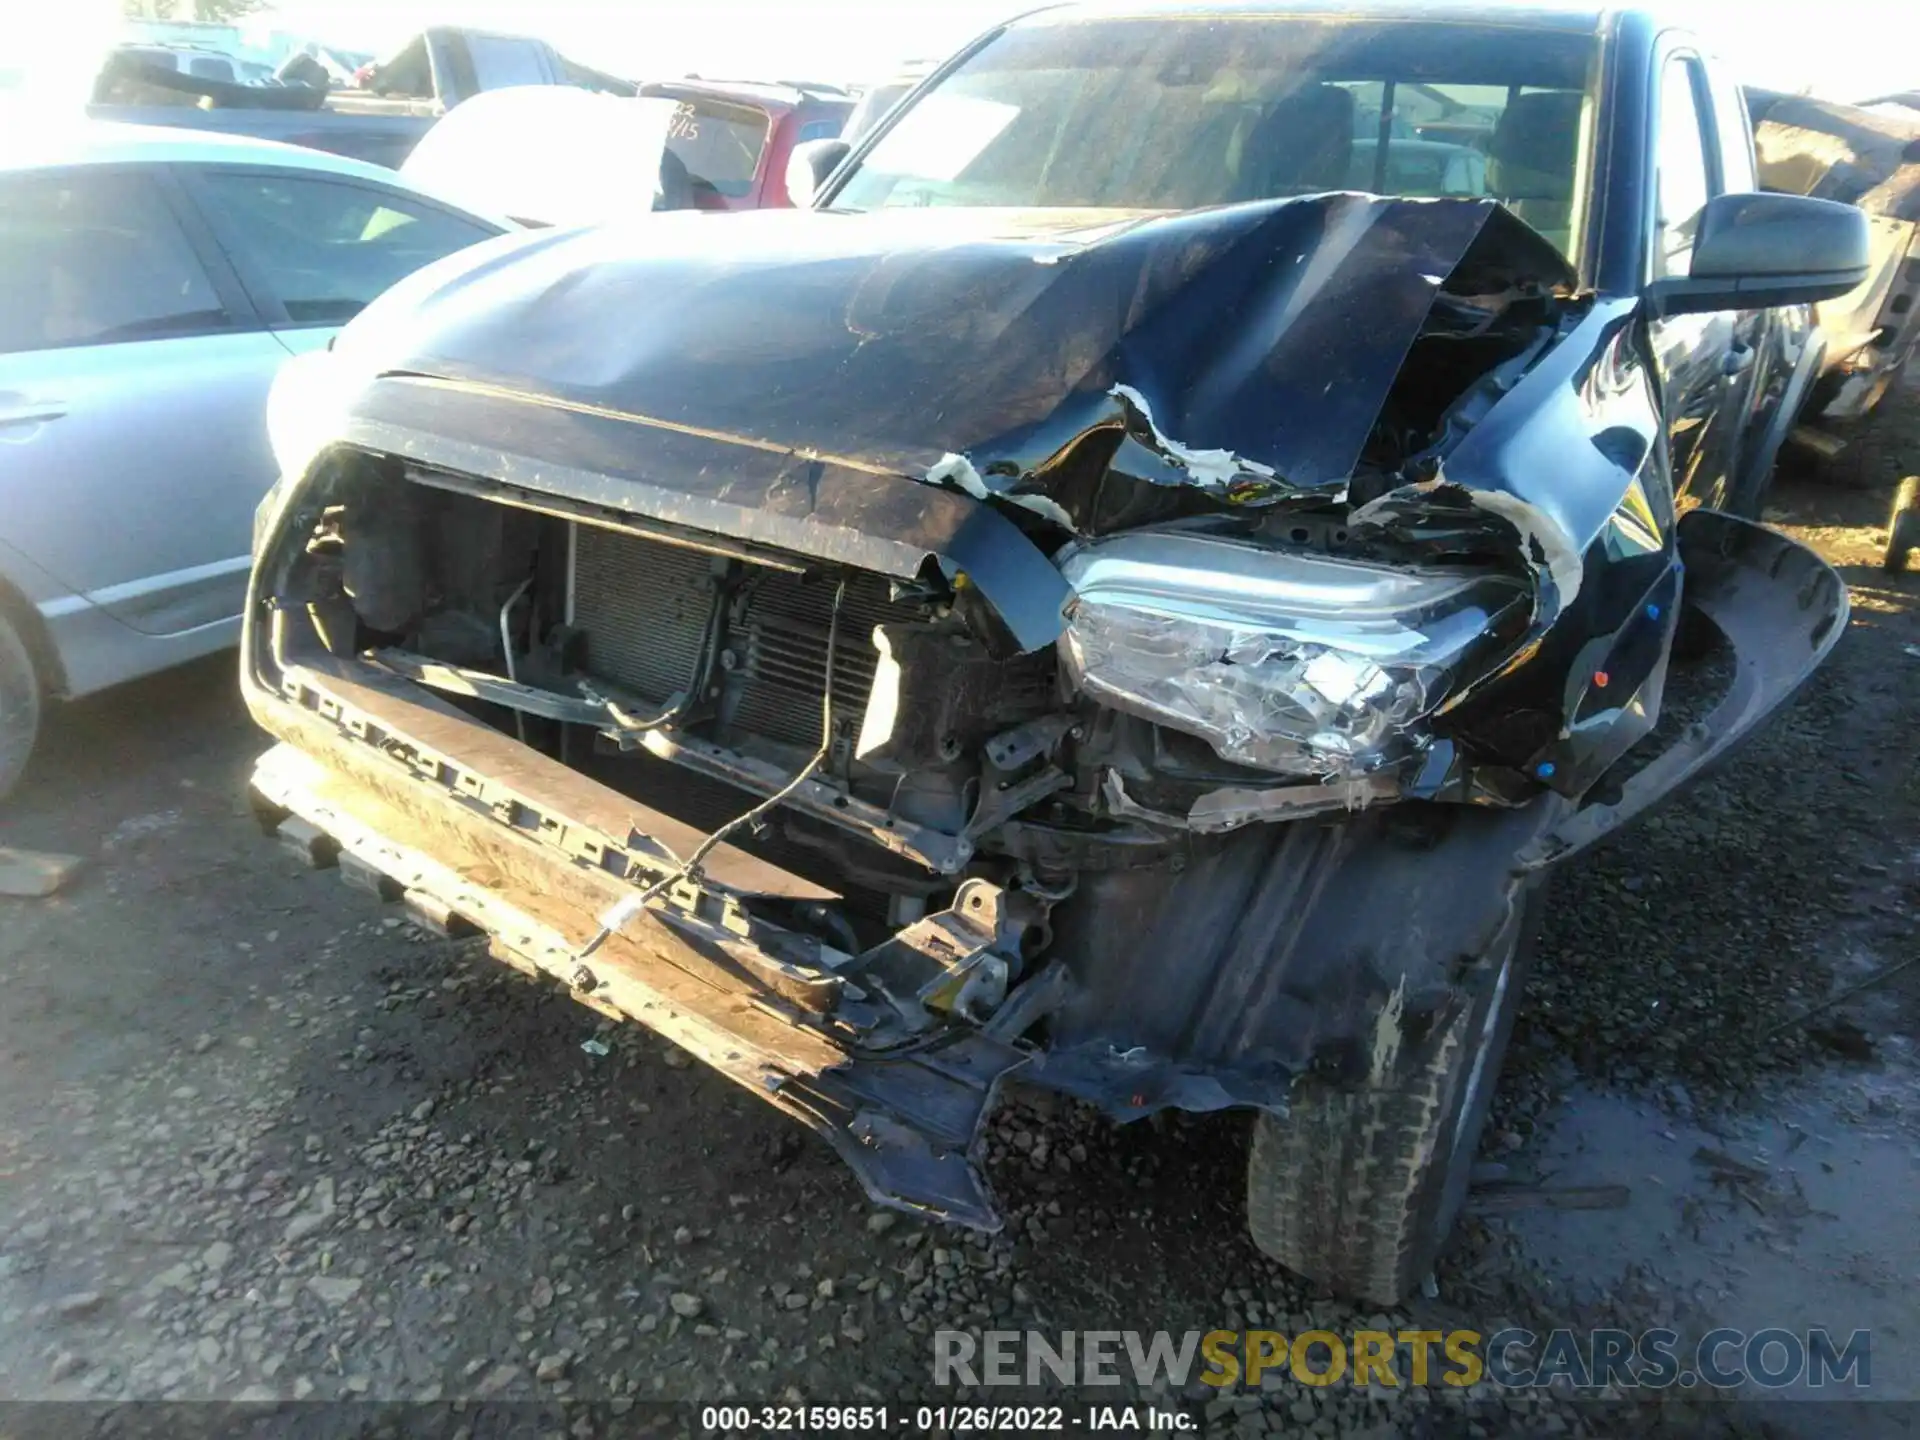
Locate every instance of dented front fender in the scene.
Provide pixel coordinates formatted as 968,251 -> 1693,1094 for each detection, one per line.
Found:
1028,511 -> 1844,1119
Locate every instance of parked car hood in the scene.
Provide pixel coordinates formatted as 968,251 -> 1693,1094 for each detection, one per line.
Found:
338,197 -> 1574,531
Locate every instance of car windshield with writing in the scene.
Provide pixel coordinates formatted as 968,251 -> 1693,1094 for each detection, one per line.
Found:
665,98 -> 772,202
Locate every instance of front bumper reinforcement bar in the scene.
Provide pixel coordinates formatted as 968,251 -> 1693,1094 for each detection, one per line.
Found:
246,664 -> 1027,1228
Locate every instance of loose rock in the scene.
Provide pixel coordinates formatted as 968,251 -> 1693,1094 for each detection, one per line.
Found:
54,1291 -> 105,1320
306,1276 -> 362,1306
48,1352 -> 86,1383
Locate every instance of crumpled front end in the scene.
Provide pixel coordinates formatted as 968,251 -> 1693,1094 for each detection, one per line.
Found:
243,194 -> 1848,1227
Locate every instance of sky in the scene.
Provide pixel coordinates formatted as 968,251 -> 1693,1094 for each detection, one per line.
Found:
14,0 -> 1918,103
243,0 -> 1920,100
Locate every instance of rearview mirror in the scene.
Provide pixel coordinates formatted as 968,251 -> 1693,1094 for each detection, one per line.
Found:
785,138 -> 851,208
1646,192 -> 1870,317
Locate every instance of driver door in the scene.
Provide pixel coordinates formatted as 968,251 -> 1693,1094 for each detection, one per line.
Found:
1646,51 -> 1745,505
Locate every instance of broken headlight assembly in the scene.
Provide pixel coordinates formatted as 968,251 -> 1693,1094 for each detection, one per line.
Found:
1058,530 -> 1529,776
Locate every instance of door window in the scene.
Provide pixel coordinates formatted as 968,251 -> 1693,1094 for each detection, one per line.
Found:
465,36 -> 550,90
1653,57 -> 1713,279
192,171 -> 497,325
0,171 -> 227,355
1704,63 -> 1757,194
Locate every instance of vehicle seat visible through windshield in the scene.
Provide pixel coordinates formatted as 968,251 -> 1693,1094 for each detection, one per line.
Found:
1234,84 -> 1356,200
1485,90 -> 1583,253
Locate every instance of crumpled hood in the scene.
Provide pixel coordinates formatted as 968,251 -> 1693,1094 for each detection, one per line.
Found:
339,196 -> 1573,523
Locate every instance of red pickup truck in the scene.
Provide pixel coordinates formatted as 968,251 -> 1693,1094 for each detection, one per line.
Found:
642,80 -> 854,209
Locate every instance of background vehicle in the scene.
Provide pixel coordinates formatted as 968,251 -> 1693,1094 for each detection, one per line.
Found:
110,44 -> 247,86
1861,91 -> 1920,121
0,124 -> 507,799
244,4 -> 1863,1304
90,27 -> 637,170
1746,88 -> 1920,434
839,63 -> 934,148
354,26 -> 636,109
399,88 -> 683,226
638,80 -> 853,209
400,80 -> 851,225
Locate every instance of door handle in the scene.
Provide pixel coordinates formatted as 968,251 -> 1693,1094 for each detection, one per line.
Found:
0,402 -> 68,428
1722,343 -> 1754,379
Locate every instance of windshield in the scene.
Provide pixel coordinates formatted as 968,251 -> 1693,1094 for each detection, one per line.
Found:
831,16 -> 1601,261
664,99 -> 772,201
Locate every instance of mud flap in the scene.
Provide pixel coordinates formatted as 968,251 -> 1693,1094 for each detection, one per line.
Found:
1520,509 -> 1848,869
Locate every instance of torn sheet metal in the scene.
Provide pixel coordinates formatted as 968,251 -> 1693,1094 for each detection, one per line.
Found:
1102,770 -> 1399,834
331,193 -> 1570,540
1347,479 -> 1586,628
1346,300 -> 1658,647
924,453 -> 1075,532
1103,384 -> 1291,503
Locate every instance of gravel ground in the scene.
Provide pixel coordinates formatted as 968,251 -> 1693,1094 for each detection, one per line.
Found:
2,388 -> 1918,1438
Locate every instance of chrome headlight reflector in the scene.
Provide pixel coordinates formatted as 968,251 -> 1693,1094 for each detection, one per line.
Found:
1059,531 -> 1526,775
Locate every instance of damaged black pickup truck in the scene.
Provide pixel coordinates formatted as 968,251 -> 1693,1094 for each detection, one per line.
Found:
244,4 -> 1869,1302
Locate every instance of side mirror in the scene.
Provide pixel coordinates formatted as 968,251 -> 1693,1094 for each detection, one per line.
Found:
1646,192 -> 1870,317
785,138 -> 851,208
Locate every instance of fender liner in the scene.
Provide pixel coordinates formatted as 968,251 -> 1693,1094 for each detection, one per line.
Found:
1521,509 -> 1847,868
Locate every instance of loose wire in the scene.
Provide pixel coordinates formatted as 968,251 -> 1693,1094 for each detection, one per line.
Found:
575,575 -> 847,960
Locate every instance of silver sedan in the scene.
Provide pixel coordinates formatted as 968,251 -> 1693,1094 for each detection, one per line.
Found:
0,122 -> 507,797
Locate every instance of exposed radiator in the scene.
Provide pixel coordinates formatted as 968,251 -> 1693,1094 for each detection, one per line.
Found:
569,523 -> 922,751
570,526 -> 716,704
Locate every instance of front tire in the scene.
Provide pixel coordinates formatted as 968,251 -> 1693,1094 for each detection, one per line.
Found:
0,612 -> 41,802
1246,887 -> 1543,1303
1882,476 -> 1920,574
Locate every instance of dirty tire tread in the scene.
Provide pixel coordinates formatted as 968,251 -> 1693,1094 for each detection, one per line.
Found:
1882,476 -> 1920,573
1247,1009 -> 1474,1304
0,611 -> 39,802
1245,894 -> 1539,1304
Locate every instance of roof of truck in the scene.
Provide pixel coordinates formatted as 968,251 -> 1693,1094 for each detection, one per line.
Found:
639,78 -> 854,114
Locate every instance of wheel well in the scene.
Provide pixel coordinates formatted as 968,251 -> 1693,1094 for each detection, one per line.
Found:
0,572 -> 67,701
